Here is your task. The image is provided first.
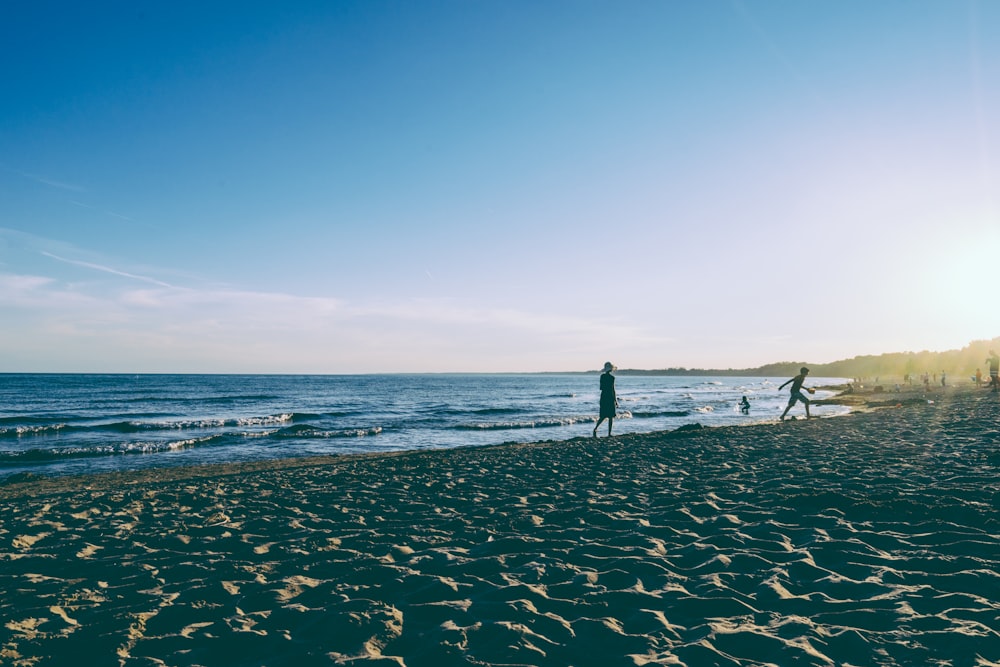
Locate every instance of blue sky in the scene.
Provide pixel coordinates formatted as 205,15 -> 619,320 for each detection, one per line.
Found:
2,1 -> 998,373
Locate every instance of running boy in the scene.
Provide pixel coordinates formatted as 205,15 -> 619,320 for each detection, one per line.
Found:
779,367 -> 813,420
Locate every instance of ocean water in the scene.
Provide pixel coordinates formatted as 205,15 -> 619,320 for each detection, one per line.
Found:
0,373 -> 849,479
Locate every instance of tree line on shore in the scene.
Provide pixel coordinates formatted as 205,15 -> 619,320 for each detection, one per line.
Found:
609,337 -> 1000,379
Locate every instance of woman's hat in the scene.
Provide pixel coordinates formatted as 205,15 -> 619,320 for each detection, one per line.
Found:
603,362 -> 615,372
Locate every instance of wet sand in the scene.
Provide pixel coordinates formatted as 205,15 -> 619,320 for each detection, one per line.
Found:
2,386 -> 999,666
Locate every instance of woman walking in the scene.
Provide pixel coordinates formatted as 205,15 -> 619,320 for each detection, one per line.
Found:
593,362 -> 617,437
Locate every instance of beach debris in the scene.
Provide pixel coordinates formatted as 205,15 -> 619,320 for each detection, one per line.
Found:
674,423 -> 703,432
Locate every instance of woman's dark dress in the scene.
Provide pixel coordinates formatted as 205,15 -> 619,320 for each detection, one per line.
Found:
599,372 -> 616,419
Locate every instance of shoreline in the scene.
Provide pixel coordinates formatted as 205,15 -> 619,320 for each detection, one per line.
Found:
0,381 -> 974,500
2,384 -> 997,665
0,374 -> 851,484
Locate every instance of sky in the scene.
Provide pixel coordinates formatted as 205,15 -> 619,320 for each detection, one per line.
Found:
2,1 -> 998,373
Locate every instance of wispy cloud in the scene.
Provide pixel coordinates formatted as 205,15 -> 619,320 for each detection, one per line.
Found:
0,272 -> 97,309
0,264 -> 667,371
349,298 -> 667,346
41,251 -> 176,288
6,167 -> 88,193
3,227 -> 667,371
0,274 -> 55,292
69,200 -> 136,223
3,166 -> 140,224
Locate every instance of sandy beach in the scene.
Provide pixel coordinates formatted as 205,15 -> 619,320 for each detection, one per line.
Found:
2,385 -> 998,666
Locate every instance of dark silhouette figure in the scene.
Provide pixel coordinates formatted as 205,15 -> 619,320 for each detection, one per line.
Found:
988,350 -> 1000,393
593,362 -> 617,437
779,367 -> 812,420
739,395 -> 750,414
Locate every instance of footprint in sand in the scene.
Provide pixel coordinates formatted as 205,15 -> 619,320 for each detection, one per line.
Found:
253,542 -> 276,555
5,617 -> 47,640
13,532 -> 50,550
274,575 -> 322,603
48,606 -> 79,628
76,543 -> 102,559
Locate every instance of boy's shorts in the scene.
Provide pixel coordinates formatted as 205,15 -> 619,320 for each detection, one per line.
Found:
788,390 -> 810,406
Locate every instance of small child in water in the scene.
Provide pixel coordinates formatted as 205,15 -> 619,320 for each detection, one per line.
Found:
739,396 -> 750,414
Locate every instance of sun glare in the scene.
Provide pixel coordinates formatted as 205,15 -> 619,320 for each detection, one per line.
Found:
917,228 -> 999,344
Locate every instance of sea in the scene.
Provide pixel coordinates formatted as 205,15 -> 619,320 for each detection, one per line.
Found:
0,373 -> 850,480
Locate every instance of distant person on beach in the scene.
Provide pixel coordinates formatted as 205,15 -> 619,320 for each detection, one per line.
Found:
940,371 -> 946,387
779,367 -> 813,420
739,396 -> 750,414
988,351 -> 1000,393
975,368 -> 983,388
593,362 -> 617,437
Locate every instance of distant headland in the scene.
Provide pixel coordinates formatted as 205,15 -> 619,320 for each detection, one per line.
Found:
588,337 -> 1000,378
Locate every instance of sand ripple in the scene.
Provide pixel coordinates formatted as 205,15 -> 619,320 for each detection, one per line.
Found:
1,391 -> 998,665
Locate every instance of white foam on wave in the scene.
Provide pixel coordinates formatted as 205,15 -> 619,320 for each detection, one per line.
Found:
314,426 -> 383,438
11,424 -> 68,436
460,416 -> 594,431
237,414 -> 294,427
